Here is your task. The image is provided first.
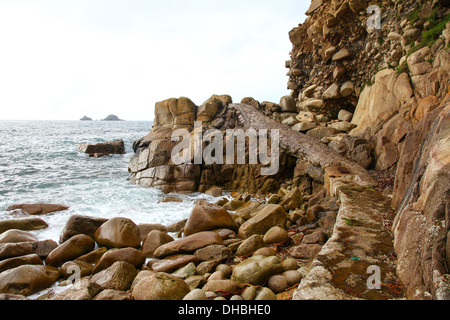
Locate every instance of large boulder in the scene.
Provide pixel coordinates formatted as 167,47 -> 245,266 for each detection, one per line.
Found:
350,69 -> 413,137
238,204 -> 287,239
45,234 -> 96,267
183,202 -> 239,236
154,97 -> 197,128
59,215 -> 108,243
0,265 -> 59,296
94,218 -> 141,249
132,272 -> 190,300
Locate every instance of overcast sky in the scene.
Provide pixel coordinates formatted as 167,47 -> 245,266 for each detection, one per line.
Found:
0,0 -> 307,121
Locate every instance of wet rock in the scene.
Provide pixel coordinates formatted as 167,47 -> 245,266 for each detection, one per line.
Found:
91,261 -> 138,291
142,230 -> 174,258
132,272 -> 190,300
77,140 -> 126,158
60,260 -> 93,279
0,229 -> 38,244
0,218 -> 48,234
75,247 -> 108,265
194,245 -> 232,262
45,235 -> 95,267
0,254 -> 43,274
59,215 -> 108,243
223,199 -> 246,211
205,186 -> 223,197
0,265 -> 59,296
238,204 -> 287,239
138,223 -> 168,241
151,255 -> 199,273
184,202 -> 239,236
6,203 -> 69,215
92,247 -> 145,274
153,231 -> 223,258
94,217 -> 141,249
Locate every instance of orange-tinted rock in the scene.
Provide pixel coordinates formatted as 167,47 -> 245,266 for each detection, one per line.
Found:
94,218 -> 141,249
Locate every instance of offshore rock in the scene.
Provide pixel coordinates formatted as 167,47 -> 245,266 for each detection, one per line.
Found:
77,140 -> 126,158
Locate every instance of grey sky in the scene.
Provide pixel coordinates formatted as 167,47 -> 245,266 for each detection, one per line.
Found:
0,0 -> 307,120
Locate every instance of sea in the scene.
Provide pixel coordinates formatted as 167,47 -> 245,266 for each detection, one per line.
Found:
0,120 -> 218,244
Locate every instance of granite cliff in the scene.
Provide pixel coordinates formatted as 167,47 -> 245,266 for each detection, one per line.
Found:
126,0 -> 450,300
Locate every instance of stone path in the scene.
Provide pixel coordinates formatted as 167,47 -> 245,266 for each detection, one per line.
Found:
233,103 -> 405,300
232,103 -> 376,187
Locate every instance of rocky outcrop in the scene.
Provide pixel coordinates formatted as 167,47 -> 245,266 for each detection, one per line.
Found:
80,116 -> 93,121
77,140 -> 126,158
128,95 -> 299,195
285,0 -> 450,300
391,94 -> 450,300
102,114 -> 123,121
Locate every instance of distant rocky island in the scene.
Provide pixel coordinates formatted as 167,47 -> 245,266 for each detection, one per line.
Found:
102,114 -> 124,121
80,116 -> 93,121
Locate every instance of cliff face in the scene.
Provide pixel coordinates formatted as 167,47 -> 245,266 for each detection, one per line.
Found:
286,0 -> 450,300
128,0 -> 450,300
